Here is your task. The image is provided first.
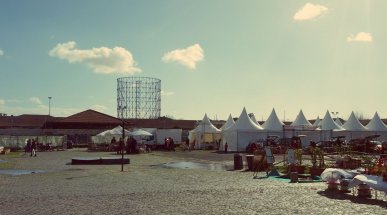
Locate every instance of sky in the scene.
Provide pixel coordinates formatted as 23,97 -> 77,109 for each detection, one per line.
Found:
0,0 -> 386,122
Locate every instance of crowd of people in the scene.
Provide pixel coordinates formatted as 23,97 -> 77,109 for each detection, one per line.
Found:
164,137 -> 175,151
24,139 -> 55,157
24,139 -> 38,157
110,136 -> 152,154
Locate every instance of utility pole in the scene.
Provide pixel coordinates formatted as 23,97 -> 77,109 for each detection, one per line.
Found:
48,97 -> 52,116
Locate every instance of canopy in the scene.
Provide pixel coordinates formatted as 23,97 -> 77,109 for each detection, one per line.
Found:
319,111 -> 344,131
224,107 -> 263,131
220,114 -> 235,131
261,108 -> 284,131
92,125 -> 131,144
312,116 -> 321,127
189,114 -> 221,149
250,114 -> 260,126
291,109 -> 312,126
96,125 -> 131,136
335,118 -> 343,127
191,114 -> 221,133
131,129 -> 153,136
366,112 -> 387,131
222,107 -> 264,151
342,111 -> 367,131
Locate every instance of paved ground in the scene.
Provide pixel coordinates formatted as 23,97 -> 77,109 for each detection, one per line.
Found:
0,149 -> 386,215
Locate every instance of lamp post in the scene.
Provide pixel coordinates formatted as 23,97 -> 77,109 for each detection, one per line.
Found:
331,111 -> 339,120
121,118 -> 125,172
48,97 -> 52,116
120,105 -> 127,172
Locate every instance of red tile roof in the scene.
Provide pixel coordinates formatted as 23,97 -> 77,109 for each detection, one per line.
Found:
0,115 -> 57,128
57,109 -> 122,124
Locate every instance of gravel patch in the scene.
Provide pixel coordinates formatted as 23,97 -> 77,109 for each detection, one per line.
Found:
0,149 -> 386,214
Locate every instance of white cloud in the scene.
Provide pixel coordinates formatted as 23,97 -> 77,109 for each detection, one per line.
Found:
347,32 -> 373,42
0,49 -> 3,56
0,99 -> 5,105
161,91 -> 175,96
294,3 -> 328,21
49,41 -> 141,75
162,44 -> 204,69
29,97 -> 43,105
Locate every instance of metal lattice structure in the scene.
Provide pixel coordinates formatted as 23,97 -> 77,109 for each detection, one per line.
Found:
117,77 -> 161,119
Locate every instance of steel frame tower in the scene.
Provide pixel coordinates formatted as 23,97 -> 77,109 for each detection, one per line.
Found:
117,77 -> 161,119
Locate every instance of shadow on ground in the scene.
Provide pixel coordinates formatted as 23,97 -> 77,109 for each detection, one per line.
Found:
317,190 -> 387,209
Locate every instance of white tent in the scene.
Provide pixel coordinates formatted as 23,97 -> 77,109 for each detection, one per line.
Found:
291,109 -> 312,126
250,114 -> 260,126
342,112 -> 367,131
335,118 -> 343,127
320,111 -> 344,131
312,116 -> 321,127
366,112 -> 387,140
189,114 -> 221,149
131,129 -> 153,136
92,125 -> 131,143
366,112 -> 387,131
222,107 -> 264,151
220,114 -> 235,131
342,111 -> 369,140
318,111 -> 344,141
261,108 -> 284,132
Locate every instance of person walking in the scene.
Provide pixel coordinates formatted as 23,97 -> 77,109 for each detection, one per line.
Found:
25,139 -> 31,155
185,138 -> 190,152
31,139 -> 37,157
224,142 -> 228,153
118,137 -> 124,155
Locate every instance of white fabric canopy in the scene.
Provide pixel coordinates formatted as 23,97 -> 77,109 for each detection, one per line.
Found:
335,118 -> 343,127
93,125 -> 131,144
224,107 -> 263,132
220,114 -> 235,131
189,114 -> 221,149
250,114 -> 260,126
366,112 -> 387,131
291,109 -> 312,126
261,108 -> 284,131
342,111 -> 367,131
312,116 -> 321,127
130,129 -> 153,136
222,107 -> 264,151
320,110 -> 344,131
96,125 -> 131,136
191,114 -> 221,133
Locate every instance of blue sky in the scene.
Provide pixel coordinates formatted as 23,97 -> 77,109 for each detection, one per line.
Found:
0,0 -> 386,121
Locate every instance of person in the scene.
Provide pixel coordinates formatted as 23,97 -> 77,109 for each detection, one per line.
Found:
25,139 -> 31,155
224,142 -> 228,153
118,137 -> 124,154
110,137 -> 117,152
185,138 -> 190,152
31,139 -> 37,157
145,144 -> 151,153
126,136 -> 132,154
131,137 -> 138,154
169,137 -> 175,151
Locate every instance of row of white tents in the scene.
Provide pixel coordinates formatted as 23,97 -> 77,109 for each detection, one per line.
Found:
189,108 -> 387,151
91,126 -> 182,146
91,126 -> 153,144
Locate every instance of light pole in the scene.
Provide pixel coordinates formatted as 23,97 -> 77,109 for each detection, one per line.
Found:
331,111 -> 339,120
120,106 -> 127,172
121,118 -> 125,172
48,97 -> 52,116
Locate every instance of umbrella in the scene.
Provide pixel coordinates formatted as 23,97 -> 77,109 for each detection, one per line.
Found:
130,129 -> 153,137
